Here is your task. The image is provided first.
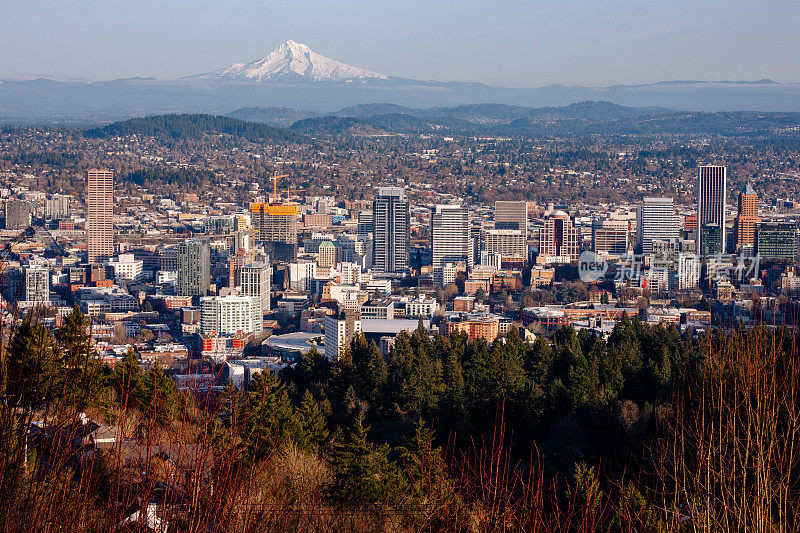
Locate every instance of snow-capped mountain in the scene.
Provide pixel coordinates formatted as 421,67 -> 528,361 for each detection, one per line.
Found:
208,40 -> 389,82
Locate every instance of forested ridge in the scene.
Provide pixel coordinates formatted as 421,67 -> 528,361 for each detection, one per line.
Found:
83,114 -> 304,143
0,309 -> 797,531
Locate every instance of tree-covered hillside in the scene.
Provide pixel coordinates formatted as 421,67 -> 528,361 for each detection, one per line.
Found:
84,113 -> 305,143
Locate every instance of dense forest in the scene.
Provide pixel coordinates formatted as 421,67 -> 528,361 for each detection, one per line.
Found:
1,309 -> 797,531
83,114 -> 305,143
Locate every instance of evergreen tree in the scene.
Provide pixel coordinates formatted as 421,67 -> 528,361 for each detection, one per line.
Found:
485,335 -> 525,403
438,335 -> 469,435
110,349 -> 145,409
397,421 -> 458,528
55,307 -> 101,410
4,319 -> 58,410
329,412 -> 399,506
244,372 -> 295,460
294,389 -> 329,452
140,364 -> 182,425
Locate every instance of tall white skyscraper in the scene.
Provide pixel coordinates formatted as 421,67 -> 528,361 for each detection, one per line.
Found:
431,204 -> 473,269
697,165 -> 727,252
200,295 -> 263,336
324,312 -> 362,360
240,262 -> 271,311
372,187 -> 410,273
24,266 -> 50,303
637,197 -> 680,254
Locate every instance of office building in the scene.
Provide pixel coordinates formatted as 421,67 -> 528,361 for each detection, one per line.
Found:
592,219 -> 629,255
372,187 -> 410,273
678,253 -> 701,290
240,262 -> 271,311
106,254 -> 144,284
431,204 -> 473,269
24,266 -> 49,303
4,200 -> 31,229
697,165 -> 727,253
200,295 -> 262,336
178,238 -> 211,297
495,201 -> 527,233
288,260 -> 317,292
638,199 -> 679,252
86,170 -> 114,264
733,183 -> 759,253
483,229 -> 527,261
539,211 -> 580,262
159,247 -> 179,271
324,312 -> 362,360
440,314 -> 500,343
357,211 -> 374,239
700,223 -> 724,257
45,195 -> 70,220
480,252 -> 502,270
756,221 -> 798,261
433,263 -> 458,287
204,215 -> 235,235
637,198 -> 680,254
318,241 -> 340,268
339,234 -> 372,268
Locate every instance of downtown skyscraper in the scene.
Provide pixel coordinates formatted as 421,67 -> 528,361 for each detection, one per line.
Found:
637,197 -> 680,254
372,187 -> 410,274
697,165 -> 727,254
178,238 -> 211,297
431,204 -> 473,269
85,170 -> 114,264
733,183 -> 759,253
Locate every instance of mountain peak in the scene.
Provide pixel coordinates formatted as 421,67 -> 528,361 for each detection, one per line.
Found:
209,40 -> 388,82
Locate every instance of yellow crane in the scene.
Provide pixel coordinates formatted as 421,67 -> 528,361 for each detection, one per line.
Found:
270,173 -> 290,202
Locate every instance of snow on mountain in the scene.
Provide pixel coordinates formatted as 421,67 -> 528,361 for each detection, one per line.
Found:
210,40 -> 389,82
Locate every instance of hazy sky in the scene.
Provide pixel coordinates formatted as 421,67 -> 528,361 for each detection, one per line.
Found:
2,0 -> 799,86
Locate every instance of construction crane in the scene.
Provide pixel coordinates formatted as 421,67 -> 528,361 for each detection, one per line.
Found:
0,227 -> 37,303
0,227 -> 35,269
270,173 -> 290,203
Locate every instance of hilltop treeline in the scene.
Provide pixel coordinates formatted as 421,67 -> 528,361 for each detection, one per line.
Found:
0,309 -> 798,530
83,113 -> 304,143
122,166 -> 217,187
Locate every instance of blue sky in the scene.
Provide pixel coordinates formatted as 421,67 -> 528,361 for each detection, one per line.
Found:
2,0 -> 798,86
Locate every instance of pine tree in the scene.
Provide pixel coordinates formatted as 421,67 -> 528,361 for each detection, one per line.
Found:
488,328 -> 526,400
110,349 -> 145,409
4,318 -> 58,410
140,364 -> 182,426
294,389 -> 329,452
329,411 -> 399,505
397,421 -> 457,528
364,341 -> 388,406
244,372 -> 295,460
440,336 -> 469,435
55,307 -> 101,410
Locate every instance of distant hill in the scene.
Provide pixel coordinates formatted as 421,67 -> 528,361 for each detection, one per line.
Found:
284,101 -> 675,135
84,113 -> 303,142
289,116 -> 386,136
278,101 -> 800,138
225,107 -> 320,127
334,103 -> 420,118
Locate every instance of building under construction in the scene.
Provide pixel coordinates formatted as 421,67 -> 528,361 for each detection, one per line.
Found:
250,202 -> 298,263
